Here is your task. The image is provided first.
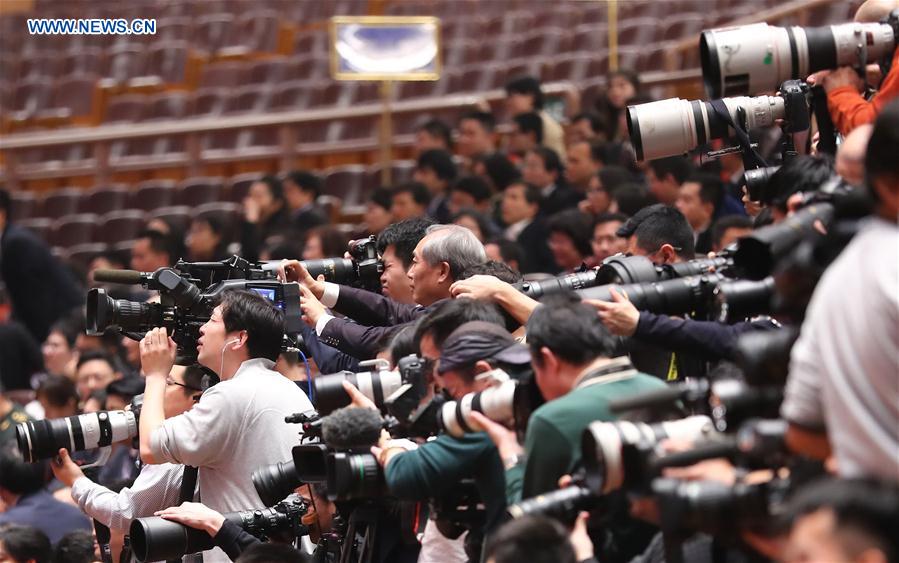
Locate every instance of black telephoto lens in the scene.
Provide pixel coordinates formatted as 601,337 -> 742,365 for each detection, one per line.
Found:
130,516 -> 218,562
742,166 -> 780,202
16,419 -> 73,463
86,288 -> 162,335
507,486 -> 596,521
300,258 -> 357,285
252,461 -> 301,507
518,269 -> 600,299
328,452 -> 383,501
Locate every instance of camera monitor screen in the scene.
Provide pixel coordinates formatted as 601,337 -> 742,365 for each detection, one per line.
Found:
247,285 -> 283,310
329,16 -> 441,81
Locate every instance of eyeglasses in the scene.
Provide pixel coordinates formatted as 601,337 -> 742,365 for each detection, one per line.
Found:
166,375 -> 202,392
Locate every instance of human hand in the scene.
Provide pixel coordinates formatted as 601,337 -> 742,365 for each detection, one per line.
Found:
741,186 -> 763,217
585,287 -> 639,336
276,260 -> 325,299
450,275 -> 512,303
154,502 -> 226,537
341,380 -> 378,410
298,281 -> 328,328
578,199 -> 595,215
819,66 -> 863,93
243,196 -> 261,224
468,411 -> 523,462
50,448 -> 84,487
139,327 -> 177,379
569,511 -> 594,561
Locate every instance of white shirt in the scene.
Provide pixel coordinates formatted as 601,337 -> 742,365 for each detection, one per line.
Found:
781,217 -> 899,480
504,218 -> 533,242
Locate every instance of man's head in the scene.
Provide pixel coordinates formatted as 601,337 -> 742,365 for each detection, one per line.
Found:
0,447 -> 46,504
436,321 -> 531,398
485,515 -> 576,563
783,478 -> 899,563
457,111 -> 497,157
131,229 -> 173,271
247,175 -> 286,222
676,173 -> 722,232
711,215 -> 753,252
0,524 -> 51,563
836,124 -> 873,188
484,239 -> 523,274
472,151 -> 520,191
390,182 -> 431,221
648,156 -> 694,205
547,210 -> 593,271
413,149 -> 458,196
505,75 -> 544,114
186,215 -> 224,260
592,212 -> 629,262
448,176 -> 494,215
408,224 -> 486,305
376,217 -> 436,304
197,290 -> 284,378
414,298 -> 506,368
509,112 -> 543,155
283,170 -> 322,212
42,317 -> 78,377
35,375 -> 79,419
415,118 -> 453,154
569,111 -> 605,144
565,140 -> 602,189
163,365 -> 204,418
75,350 -> 121,402
364,187 -> 394,234
501,182 -> 541,226
526,293 -> 618,400
617,204 -> 695,263
523,147 -> 563,189
764,155 -> 835,220
865,99 -> 899,221
104,376 -> 145,412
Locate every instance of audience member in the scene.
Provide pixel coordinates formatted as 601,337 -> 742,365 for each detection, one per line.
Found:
547,210 -> 595,271
501,182 -> 558,274
457,111 -> 497,159
413,149 -> 458,222
564,140 -> 602,193
364,186 -> 394,235
676,173 -> 724,255
448,176 -> 494,216
484,238 -> 523,274
647,156 -> 695,205
524,147 -> 582,215
452,209 -> 498,243
505,75 -> 566,158
391,182 -> 432,221
74,350 -> 121,403
130,228 -> 173,272
508,112 -> 543,158
240,175 -> 291,262
609,182 -> 655,216
591,212 -> 629,263
580,166 -> 633,217
283,170 -> 329,235
35,375 -> 79,419
472,152 -> 521,192
186,215 -> 228,262
568,111 -> 606,144
711,215 -> 753,252
415,118 -> 454,155
301,225 -> 349,261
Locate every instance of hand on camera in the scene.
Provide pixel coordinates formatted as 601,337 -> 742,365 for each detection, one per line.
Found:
298,282 -> 327,328
585,287 -> 639,337
468,411 -> 523,464
277,260 -> 325,299
341,380 -> 378,410
155,502 -> 226,537
450,275 -> 511,302
140,327 -> 177,379
50,448 -> 84,487
807,66 -> 863,93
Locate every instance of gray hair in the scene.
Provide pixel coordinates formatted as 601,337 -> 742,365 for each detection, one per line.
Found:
421,224 -> 486,280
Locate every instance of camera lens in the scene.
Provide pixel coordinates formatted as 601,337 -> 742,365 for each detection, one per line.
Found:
507,486 -> 596,520
517,270 -> 601,299
742,166 -> 781,202
300,258 -> 358,286
438,380 -> 517,438
16,410 -> 138,463
130,516 -> 216,562
713,277 -> 775,323
313,370 -> 403,415
252,460 -> 302,507
328,452 -> 383,501
86,288 -> 163,336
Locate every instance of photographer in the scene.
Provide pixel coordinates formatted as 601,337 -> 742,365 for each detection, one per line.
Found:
138,290 -> 313,562
377,218 -> 436,305
781,100 -> 899,480
280,224 -> 486,359
50,365 -> 204,532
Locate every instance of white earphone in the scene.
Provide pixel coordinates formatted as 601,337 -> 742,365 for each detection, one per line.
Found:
220,338 -> 242,376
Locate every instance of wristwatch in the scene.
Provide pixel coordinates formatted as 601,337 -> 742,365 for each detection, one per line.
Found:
503,453 -> 522,470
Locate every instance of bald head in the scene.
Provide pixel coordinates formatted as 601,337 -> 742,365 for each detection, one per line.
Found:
836,124 -> 874,186
854,0 -> 899,22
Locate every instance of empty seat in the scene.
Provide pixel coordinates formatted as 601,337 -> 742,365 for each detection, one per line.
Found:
198,61 -> 249,89
96,209 -> 146,244
189,89 -> 227,117
142,42 -> 190,84
51,213 -> 98,247
79,185 -> 129,215
271,81 -> 314,110
18,217 -> 53,241
131,180 -> 177,210
66,242 -> 109,268
194,14 -> 235,55
105,94 -> 146,123
8,77 -> 54,118
247,57 -> 289,84
9,191 -> 38,221
103,44 -> 147,82
147,205 -> 192,234
144,91 -> 190,121
227,173 -> 260,203
226,10 -> 281,53
195,201 -> 241,239
322,165 -> 366,207
59,48 -> 104,77
49,74 -> 97,117
41,188 -> 82,219
177,177 -> 224,206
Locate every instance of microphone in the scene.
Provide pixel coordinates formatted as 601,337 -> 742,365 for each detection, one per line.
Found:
93,269 -> 145,285
321,407 -> 384,449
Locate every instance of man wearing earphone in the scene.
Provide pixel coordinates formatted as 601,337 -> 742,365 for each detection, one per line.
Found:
137,289 -> 312,563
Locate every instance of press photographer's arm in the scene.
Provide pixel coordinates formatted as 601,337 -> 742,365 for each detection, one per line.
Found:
138,327 -> 177,465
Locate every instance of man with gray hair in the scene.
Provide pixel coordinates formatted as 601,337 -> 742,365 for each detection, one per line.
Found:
280,224 -> 486,358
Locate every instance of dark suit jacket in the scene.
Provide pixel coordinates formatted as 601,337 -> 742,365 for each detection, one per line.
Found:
298,322 -> 360,374
240,207 -> 293,262
0,321 -> 42,390
0,225 -> 83,342
515,219 -> 560,275
0,491 -> 91,544
541,184 -> 583,216
292,204 -> 329,235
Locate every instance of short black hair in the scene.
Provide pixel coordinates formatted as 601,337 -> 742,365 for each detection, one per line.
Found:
649,156 -> 694,185
764,154 -> 834,210
711,215 -> 753,250
76,349 -> 116,373
36,375 -> 79,408
218,289 -> 285,362
475,152 -> 521,190
256,175 -> 284,202
594,212 -> 629,228
285,170 -> 323,199
526,292 -> 618,365
236,542 -> 311,563
513,112 -> 543,145
547,209 -> 593,258
460,259 -> 522,284
417,118 -> 454,150
385,325 -> 419,366
571,111 -> 605,134
450,176 -> 493,204
368,186 -> 393,210
609,68 -> 641,91
54,529 -> 95,563
48,315 -> 80,348
106,376 -> 145,401
0,189 -> 10,218
392,182 -> 432,207
193,214 -> 225,236
458,110 -> 496,133
485,515 -> 576,563
505,75 -> 544,110
486,238 -> 523,270
416,149 -> 458,182
414,298 -> 505,350
866,98 -> 899,189
610,182 -> 654,217
527,146 -> 564,178
684,172 -> 724,208
620,203 -> 695,260
0,446 -> 47,496
135,229 -> 173,260
0,525 -> 52,563
376,217 -> 436,269
182,364 -> 206,394
784,478 -> 899,563
509,181 -> 543,206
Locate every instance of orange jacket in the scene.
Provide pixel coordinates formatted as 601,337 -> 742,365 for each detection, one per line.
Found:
827,47 -> 899,135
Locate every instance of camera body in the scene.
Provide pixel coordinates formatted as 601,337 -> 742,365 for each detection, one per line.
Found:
313,355 -> 428,416
300,235 -> 384,292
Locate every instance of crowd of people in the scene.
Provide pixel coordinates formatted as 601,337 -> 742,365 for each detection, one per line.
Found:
0,0 -> 898,561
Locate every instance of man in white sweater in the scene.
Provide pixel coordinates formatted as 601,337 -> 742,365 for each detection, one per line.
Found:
139,289 -> 312,562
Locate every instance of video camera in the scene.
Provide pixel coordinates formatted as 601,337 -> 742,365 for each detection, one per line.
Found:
87,255 -> 303,363
129,493 -> 309,562
300,235 -> 383,292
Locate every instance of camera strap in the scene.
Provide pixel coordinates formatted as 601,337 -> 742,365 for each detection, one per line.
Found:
708,99 -> 768,170
574,357 -> 639,390
163,466 -> 199,563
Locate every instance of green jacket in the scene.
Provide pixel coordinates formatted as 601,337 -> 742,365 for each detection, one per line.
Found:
384,432 -> 506,533
505,360 -> 668,504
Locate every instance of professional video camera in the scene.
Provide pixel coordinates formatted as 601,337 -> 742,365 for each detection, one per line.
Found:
129,493 -> 309,562
312,355 -> 428,416
300,235 -> 383,291
16,394 -> 143,466
700,15 -> 899,98
87,256 -> 303,363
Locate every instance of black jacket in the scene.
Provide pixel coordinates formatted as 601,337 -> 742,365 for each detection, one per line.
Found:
541,184 -> 584,216
515,219 -> 559,275
634,312 -> 779,362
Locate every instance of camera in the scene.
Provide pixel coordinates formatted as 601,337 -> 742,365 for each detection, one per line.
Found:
129,493 -> 309,562
516,269 -> 601,299
700,20 -> 898,97
16,394 -> 143,464
743,165 -> 781,202
88,256 -> 303,363
312,356 -> 427,416
595,255 -> 732,286
293,444 -> 385,502
300,236 -> 383,291
507,485 -> 597,521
